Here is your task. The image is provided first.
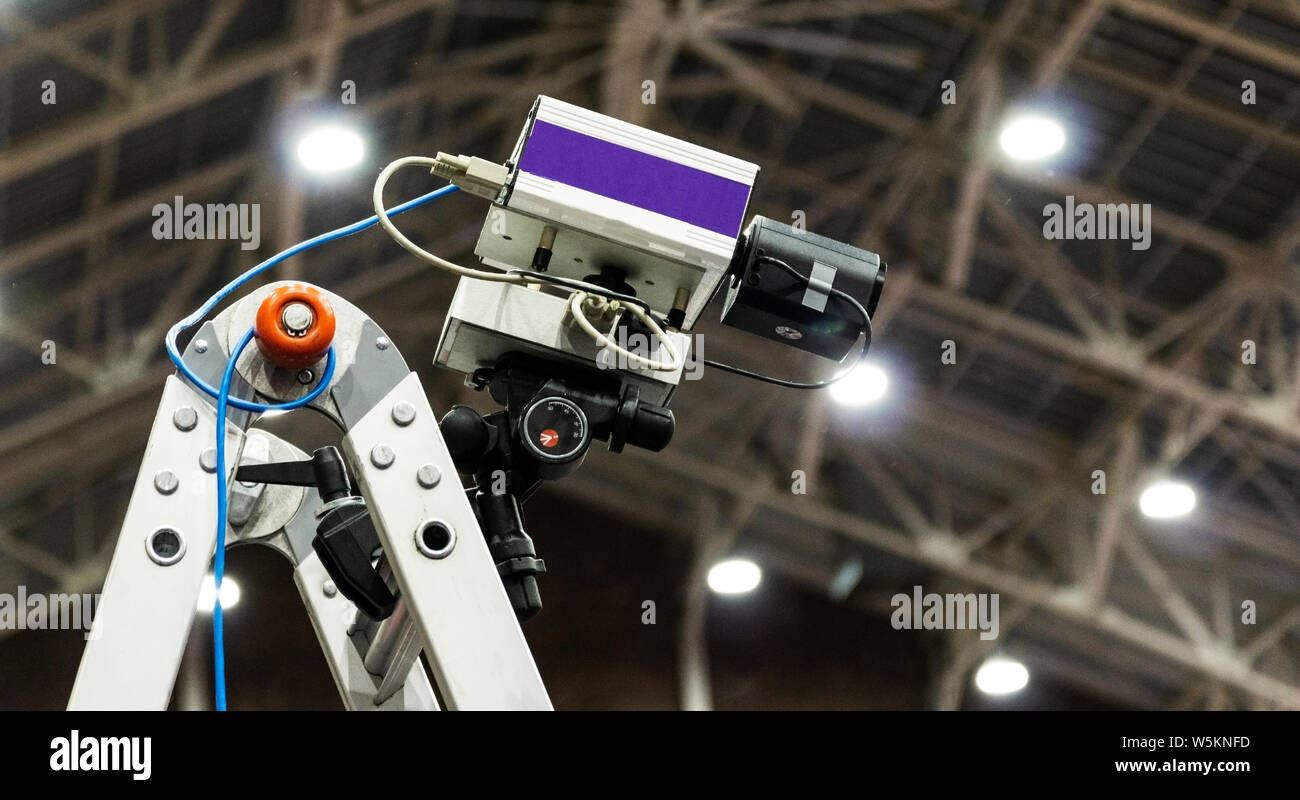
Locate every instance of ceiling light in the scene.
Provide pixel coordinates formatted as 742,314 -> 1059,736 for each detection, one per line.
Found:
707,558 -> 762,595
197,574 -> 242,613
1139,480 -> 1197,520
998,114 -> 1066,162
830,361 -> 888,407
295,123 -> 365,174
974,656 -> 1029,696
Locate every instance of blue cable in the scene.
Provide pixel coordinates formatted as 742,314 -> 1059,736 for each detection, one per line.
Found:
212,328 -> 336,710
166,183 -> 460,408
181,182 -> 460,709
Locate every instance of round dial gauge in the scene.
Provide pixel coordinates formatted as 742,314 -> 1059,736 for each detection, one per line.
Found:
521,397 -> 589,463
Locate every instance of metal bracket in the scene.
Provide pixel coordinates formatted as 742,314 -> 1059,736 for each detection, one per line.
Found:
801,261 -> 836,313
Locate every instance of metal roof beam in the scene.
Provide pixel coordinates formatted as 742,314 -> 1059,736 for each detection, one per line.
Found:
1113,0 -> 1300,78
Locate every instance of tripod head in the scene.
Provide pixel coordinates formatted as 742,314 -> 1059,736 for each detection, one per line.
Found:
440,353 -> 675,619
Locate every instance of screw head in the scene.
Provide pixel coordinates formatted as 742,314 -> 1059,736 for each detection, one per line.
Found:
281,302 -> 315,335
391,401 -> 416,427
370,444 -> 395,469
774,325 -> 803,340
416,463 -> 441,488
173,406 -> 198,432
323,580 -> 338,598
194,339 -> 209,354
153,469 -> 179,495
297,368 -> 314,385
375,336 -> 391,351
199,448 -> 218,473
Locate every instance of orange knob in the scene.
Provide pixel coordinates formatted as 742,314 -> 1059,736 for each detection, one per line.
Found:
253,284 -> 336,370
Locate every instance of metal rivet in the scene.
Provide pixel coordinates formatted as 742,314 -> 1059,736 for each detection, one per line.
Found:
391,401 -> 416,427
297,369 -> 314,385
194,339 -> 209,354
154,469 -> 179,495
416,464 -> 441,488
173,406 -> 198,432
375,336 -> 391,351
323,580 -> 337,598
370,444 -> 395,469
146,527 -> 186,566
199,448 -> 217,473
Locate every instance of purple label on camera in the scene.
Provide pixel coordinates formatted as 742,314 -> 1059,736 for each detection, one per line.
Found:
518,120 -> 751,237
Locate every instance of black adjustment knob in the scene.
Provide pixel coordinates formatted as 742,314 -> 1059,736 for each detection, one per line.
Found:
608,385 -> 674,454
440,405 -> 496,470
628,405 -> 675,452
477,489 -> 546,621
235,446 -> 351,502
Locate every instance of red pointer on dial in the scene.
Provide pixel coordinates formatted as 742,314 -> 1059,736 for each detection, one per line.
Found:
539,429 -> 559,448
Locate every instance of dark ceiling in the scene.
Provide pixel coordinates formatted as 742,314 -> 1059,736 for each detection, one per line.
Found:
3,0 -> 1300,710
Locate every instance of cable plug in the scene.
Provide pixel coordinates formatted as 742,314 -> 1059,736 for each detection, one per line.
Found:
564,292 -> 618,334
430,152 -> 509,200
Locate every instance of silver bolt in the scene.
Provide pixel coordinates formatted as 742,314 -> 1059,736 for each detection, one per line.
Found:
391,401 -> 416,427
173,406 -> 198,432
416,464 -> 441,489
296,369 -> 314,385
323,580 -> 337,598
281,302 -> 315,335
370,444 -> 395,469
153,469 -> 179,495
194,338 -> 209,354
199,448 -> 218,473
375,336 -> 391,351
